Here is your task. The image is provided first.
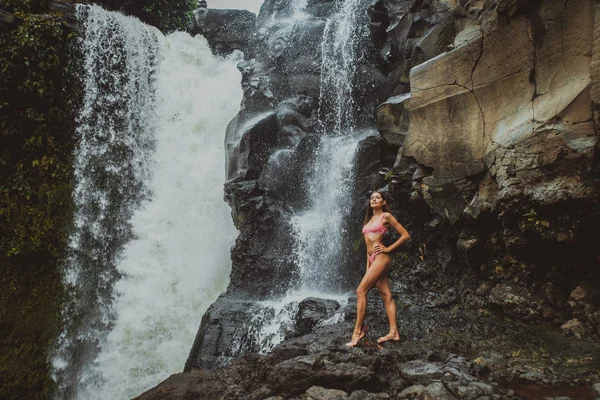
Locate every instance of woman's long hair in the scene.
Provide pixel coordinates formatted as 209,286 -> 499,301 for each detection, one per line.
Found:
363,191 -> 391,226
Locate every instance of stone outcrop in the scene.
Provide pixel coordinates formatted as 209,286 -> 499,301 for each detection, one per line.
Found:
401,0 -> 598,222
147,297 -> 600,399
370,0 -> 600,338
190,8 -> 256,55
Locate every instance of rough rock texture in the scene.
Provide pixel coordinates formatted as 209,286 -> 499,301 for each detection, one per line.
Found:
190,8 -> 256,55
371,0 -> 600,339
145,298 -> 600,399
401,0 -> 598,222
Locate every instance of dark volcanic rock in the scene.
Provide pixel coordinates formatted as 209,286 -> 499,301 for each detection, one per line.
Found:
225,111 -> 280,181
185,295 -> 258,370
190,8 -> 256,55
145,308 -> 600,399
295,298 -> 340,336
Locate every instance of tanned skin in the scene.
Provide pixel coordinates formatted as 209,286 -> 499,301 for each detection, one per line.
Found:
346,191 -> 410,347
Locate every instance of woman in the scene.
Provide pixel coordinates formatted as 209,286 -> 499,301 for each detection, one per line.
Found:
346,191 -> 410,347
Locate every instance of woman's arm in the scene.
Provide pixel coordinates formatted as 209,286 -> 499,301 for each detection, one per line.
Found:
374,213 -> 410,255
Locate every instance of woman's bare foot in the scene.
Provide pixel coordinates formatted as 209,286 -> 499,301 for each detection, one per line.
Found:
346,330 -> 366,347
377,332 -> 400,343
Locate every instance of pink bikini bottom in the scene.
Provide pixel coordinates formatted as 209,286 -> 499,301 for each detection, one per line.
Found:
368,253 -> 377,264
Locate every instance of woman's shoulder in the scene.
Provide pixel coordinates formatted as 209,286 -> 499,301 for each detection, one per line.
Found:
382,212 -> 395,221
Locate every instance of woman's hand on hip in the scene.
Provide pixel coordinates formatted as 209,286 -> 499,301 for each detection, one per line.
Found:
373,244 -> 388,255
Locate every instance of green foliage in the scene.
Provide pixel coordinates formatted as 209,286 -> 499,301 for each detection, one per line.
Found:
0,2 -> 76,398
96,0 -> 198,32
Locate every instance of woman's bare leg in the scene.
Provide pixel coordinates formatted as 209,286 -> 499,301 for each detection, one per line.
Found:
346,256 -> 390,347
376,274 -> 400,343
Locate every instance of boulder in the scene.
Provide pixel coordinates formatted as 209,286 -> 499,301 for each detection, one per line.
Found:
295,298 -> 341,336
400,361 -> 444,384
185,296 -> 262,370
305,386 -> 349,400
560,318 -> 590,339
225,111 -> 280,181
191,8 -> 256,55
488,283 -> 541,320
397,385 -> 426,399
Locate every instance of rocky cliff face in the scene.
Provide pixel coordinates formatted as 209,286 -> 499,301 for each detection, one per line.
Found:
180,0 -> 600,396
372,0 -> 600,338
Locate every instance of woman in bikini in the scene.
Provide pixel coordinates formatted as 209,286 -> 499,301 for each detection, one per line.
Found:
346,191 -> 411,347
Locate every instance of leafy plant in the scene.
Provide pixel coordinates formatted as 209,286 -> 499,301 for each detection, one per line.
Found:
0,2 -> 76,398
95,0 -> 198,32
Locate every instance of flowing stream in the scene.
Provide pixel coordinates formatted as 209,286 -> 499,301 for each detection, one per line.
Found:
52,5 -> 242,399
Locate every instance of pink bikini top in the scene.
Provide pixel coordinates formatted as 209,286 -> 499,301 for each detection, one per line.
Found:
362,213 -> 388,235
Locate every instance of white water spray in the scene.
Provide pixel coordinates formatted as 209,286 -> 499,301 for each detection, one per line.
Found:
319,0 -> 366,134
292,134 -> 368,293
53,5 -> 242,399
291,0 -> 309,17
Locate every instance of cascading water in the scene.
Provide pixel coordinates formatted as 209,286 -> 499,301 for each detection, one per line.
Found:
292,135 -> 366,293
293,0 -> 370,291
291,0 -> 309,16
248,0 -> 371,352
52,5 -> 242,399
52,6 -> 159,397
318,0 -> 367,134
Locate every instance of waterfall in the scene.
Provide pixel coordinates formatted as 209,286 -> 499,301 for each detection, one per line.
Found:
294,0 -> 370,292
249,0 -> 371,353
291,0 -> 309,16
52,5 -> 242,399
318,0 -> 367,134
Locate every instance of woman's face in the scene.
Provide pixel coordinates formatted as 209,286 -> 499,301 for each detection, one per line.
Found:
370,192 -> 386,208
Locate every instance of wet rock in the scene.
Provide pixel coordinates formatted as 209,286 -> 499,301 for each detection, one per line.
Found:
488,283 -> 541,320
421,382 -> 455,399
185,296 -> 262,370
476,282 -> 491,297
560,319 -> 590,340
305,386 -> 349,400
571,286 -> 590,303
268,357 -> 317,395
397,385 -> 426,399
190,8 -> 256,55
353,133 -> 386,202
543,283 -> 567,309
348,389 -> 390,399
400,361 -> 444,384
182,1 -> 600,397
295,298 -> 340,336
225,111 -> 280,181
320,361 -> 375,388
